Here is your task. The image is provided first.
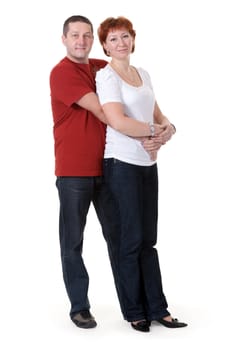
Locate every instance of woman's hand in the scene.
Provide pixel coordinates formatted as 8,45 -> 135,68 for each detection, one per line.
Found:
159,123 -> 176,144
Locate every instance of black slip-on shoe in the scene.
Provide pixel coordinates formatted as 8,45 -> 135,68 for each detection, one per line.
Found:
72,310 -> 97,329
157,318 -> 187,328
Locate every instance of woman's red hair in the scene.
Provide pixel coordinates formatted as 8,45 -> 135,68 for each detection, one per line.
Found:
98,16 -> 136,56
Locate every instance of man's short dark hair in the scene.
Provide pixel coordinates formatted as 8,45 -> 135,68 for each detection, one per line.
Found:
63,15 -> 93,36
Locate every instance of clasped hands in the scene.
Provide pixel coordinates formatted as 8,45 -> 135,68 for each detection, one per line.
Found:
141,123 -> 175,161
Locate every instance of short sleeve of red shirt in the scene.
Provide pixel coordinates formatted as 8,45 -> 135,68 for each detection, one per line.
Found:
50,58 -> 108,176
50,58 -> 94,108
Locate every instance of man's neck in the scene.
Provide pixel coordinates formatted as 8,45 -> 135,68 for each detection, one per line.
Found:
66,55 -> 89,64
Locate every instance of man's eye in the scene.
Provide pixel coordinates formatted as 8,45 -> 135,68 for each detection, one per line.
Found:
84,34 -> 92,39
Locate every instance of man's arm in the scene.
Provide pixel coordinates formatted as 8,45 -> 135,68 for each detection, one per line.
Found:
76,92 -> 108,124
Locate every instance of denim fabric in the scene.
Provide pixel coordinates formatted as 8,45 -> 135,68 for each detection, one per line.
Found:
103,158 -> 169,321
56,176 -> 121,319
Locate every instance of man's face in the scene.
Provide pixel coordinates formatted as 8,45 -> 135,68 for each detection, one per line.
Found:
62,21 -> 94,63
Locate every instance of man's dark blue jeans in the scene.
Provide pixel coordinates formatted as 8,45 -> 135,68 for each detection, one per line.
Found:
56,176 -> 121,319
103,158 -> 170,322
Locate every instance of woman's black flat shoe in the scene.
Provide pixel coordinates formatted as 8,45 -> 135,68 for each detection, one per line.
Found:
157,318 -> 187,328
131,320 -> 150,332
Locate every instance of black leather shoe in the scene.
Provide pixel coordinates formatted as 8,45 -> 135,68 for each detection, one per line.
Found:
72,310 -> 97,329
131,320 -> 150,332
157,318 -> 187,328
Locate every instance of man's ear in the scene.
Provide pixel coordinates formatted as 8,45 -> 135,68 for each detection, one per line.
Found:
61,35 -> 66,45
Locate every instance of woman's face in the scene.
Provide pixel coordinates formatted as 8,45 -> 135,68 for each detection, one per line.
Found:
104,28 -> 134,59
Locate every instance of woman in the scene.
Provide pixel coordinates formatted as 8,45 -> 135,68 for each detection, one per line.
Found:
96,16 -> 187,332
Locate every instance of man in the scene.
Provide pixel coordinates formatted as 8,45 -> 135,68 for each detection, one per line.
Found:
50,15 -> 115,329
50,15 -> 158,330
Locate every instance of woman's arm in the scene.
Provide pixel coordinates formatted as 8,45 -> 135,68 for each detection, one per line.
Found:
102,101 -> 153,137
153,103 -> 176,143
142,103 -> 176,154
77,92 -> 154,138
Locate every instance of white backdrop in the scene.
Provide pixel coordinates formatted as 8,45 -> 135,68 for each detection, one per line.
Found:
0,0 -> 232,349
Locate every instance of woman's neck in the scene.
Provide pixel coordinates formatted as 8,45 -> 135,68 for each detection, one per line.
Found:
109,60 -> 142,87
110,59 -> 130,73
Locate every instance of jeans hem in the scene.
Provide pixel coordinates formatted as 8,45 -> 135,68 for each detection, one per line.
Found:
147,310 -> 170,321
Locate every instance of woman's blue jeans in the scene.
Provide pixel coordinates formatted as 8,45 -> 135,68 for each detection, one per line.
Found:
103,158 -> 169,321
56,176 -> 121,319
